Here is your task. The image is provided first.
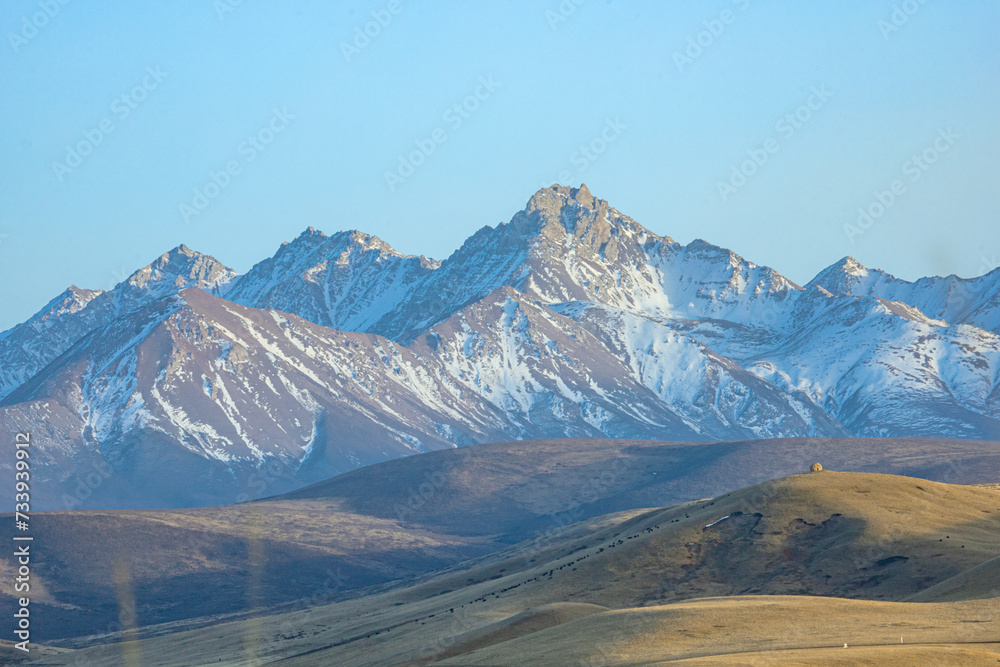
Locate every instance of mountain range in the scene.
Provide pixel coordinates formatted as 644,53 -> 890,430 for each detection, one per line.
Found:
2,184 -> 998,509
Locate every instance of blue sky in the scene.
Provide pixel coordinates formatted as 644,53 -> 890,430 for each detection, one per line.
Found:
1,0 -> 997,330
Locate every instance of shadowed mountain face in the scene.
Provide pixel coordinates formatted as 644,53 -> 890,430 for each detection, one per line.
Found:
1,185 -> 1000,508
1,437 -> 997,644
18,470 -> 1000,665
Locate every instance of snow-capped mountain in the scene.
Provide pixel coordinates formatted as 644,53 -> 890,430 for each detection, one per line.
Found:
0,285 -> 104,400
226,228 -> 439,332
751,286 -> 1000,438
361,184 -> 802,342
553,301 -> 848,439
807,255 -> 1000,333
1,185 -> 998,509
0,245 -> 236,400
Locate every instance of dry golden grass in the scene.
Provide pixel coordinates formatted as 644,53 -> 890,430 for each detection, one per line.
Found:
434,596 -> 1000,665
9,436 -> 998,644
667,643 -> 1000,666
29,471 -> 1000,666
411,601 -> 608,665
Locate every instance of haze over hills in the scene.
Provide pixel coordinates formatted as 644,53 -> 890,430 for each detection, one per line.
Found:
1,185 -> 999,508
17,470 -> 999,666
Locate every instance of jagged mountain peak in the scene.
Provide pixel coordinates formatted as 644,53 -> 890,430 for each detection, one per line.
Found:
511,184 -> 652,252
57,284 -> 104,306
803,255 -> 1000,331
814,255 -> 868,274
226,225 -> 439,331
529,183 -> 599,209
526,183 -> 606,219
281,227 -> 325,248
807,256 -> 892,296
50,284 -> 103,310
449,185 -> 656,258
838,255 -> 868,275
281,227 -> 436,265
65,284 -> 102,297
521,188 -> 797,300
157,242 -> 216,264
684,238 -> 741,263
332,229 -> 423,259
285,226 -> 326,244
13,285 -> 105,332
0,246 -> 237,400
125,245 -> 237,294
367,184 -> 812,341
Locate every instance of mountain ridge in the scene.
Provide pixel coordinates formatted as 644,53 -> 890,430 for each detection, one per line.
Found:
2,184 -> 999,509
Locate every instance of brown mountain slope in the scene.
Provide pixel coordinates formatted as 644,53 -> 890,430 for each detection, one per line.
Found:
35,471 -> 1000,666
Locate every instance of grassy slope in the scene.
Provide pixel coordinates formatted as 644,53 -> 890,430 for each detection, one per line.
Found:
906,555 -> 1000,602
8,436 -> 998,642
36,471 -> 1000,666
437,597 -> 1000,666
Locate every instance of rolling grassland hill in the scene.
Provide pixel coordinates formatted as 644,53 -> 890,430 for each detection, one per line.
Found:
24,471 -> 1000,666
3,436 -> 998,644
